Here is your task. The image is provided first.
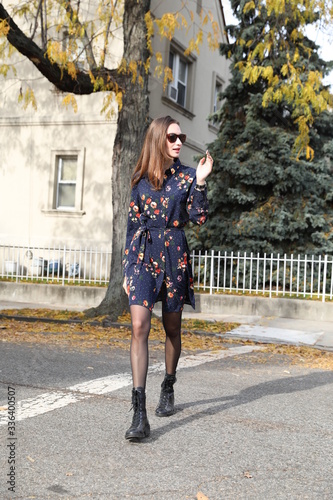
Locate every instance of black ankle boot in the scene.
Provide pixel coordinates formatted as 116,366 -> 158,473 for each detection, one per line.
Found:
155,373 -> 176,417
125,387 -> 150,440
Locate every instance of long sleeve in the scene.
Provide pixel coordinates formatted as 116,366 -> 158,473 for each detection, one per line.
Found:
123,184 -> 141,274
186,177 -> 209,226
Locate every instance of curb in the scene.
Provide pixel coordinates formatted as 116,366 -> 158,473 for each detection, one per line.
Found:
1,312 -> 332,352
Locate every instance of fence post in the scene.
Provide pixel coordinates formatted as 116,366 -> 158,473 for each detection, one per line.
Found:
197,250 -> 201,290
16,247 -> 20,284
236,252 -> 240,292
191,250 -> 195,276
243,252 -> 247,294
203,250 -> 208,290
296,254 -> 300,297
303,254 -> 307,298
276,253 -> 280,296
62,245 -> 66,286
256,253 -> 260,294
262,253 -> 267,295
249,252 -> 253,294
317,255 -> 322,298
217,250 -> 221,292
269,253 -> 273,298
330,257 -> 333,300
322,255 -> 327,303
290,254 -> 293,296
209,250 -> 214,295
223,251 -> 227,291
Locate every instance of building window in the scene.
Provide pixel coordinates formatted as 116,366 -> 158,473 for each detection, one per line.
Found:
168,51 -> 188,108
196,0 -> 202,14
162,40 -> 196,119
43,148 -> 86,217
209,73 -> 225,132
213,80 -> 223,113
56,155 -> 78,209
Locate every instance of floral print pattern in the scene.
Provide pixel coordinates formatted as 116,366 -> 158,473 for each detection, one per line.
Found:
123,159 -> 208,312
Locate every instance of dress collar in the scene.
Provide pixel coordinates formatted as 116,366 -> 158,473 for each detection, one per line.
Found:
165,158 -> 181,177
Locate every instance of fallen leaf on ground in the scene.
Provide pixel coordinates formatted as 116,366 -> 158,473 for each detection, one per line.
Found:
1,309 -> 333,370
0,310 -> 239,353
197,492 -> 209,500
243,471 -> 253,479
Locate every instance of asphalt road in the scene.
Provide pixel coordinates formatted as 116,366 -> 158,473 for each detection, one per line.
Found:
0,338 -> 333,500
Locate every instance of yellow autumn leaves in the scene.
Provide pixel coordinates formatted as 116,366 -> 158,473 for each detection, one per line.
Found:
0,309 -> 237,353
1,0 -> 332,159
0,2 -> 220,116
1,308 -> 333,370
145,9 -> 219,90
235,0 -> 333,159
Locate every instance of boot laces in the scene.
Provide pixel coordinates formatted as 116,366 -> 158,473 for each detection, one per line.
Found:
159,388 -> 173,405
128,399 -> 138,413
129,391 -> 145,419
162,378 -> 175,392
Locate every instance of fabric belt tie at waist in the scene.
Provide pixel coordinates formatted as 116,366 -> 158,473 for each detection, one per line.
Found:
139,222 -> 184,240
136,221 -> 184,266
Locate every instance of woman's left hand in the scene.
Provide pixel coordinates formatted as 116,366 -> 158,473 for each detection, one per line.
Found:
196,150 -> 213,185
123,276 -> 129,296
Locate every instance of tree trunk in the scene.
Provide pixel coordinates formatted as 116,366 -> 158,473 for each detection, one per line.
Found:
85,0 -> 151,319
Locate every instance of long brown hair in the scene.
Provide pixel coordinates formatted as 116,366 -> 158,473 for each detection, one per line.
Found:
131,116 -> 180,190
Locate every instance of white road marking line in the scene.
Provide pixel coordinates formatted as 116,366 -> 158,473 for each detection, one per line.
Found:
0,346 -> 261,425
68,373 -> 133,395
16,392 -> 87,421
177,345 -> 260,369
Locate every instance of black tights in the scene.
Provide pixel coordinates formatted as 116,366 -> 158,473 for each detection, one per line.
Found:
129,305 -> 182,388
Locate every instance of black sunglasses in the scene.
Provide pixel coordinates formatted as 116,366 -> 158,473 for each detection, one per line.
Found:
167,133 -> 186,144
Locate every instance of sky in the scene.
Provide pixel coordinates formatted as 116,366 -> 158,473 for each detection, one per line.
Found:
222,1 -> 333,88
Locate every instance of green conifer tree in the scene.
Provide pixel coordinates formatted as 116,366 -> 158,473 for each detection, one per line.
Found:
189,0 -> 333,256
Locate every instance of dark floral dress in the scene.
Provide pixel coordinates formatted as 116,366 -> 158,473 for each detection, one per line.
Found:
123,158 -> 208,312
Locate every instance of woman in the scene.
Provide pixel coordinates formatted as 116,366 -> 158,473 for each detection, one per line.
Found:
123,115 -> 213,440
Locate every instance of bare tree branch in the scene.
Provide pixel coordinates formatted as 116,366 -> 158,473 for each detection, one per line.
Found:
0,2 -> 126,94
43,0 -> 48,50
101,0 -> 118,67
58,0 -> 98,70
30,0 -> 43,41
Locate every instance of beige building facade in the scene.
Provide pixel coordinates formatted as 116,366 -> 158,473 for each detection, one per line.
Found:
0,0 -> 230,250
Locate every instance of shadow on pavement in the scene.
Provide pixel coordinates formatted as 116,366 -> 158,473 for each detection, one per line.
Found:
145,371 -> 333,442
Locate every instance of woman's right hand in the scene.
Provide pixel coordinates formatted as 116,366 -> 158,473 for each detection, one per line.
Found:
196,150 -> 213,184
